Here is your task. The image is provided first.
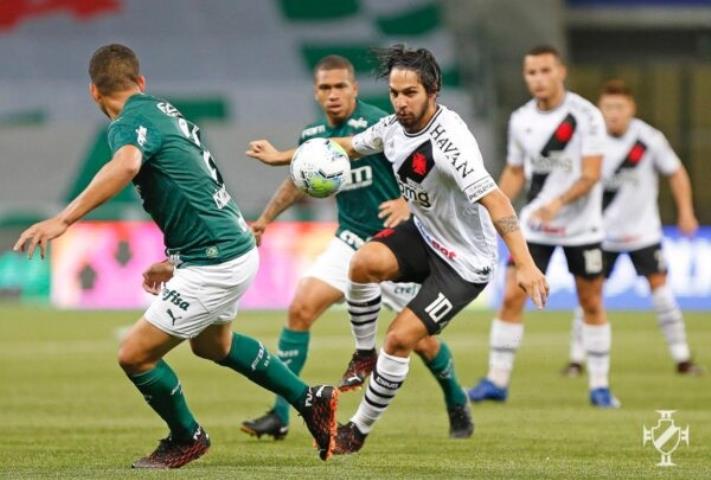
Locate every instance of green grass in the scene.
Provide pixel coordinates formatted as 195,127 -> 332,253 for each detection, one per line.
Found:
0,306 -> 709,479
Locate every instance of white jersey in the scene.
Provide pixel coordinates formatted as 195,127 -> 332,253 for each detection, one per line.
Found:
508,92 -> 606,246
601,118 -> 681,251
352,105 -> 498,283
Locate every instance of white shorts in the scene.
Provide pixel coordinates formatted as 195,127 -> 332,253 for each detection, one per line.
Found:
145,248 -> 259,339
304,237 -> 419,312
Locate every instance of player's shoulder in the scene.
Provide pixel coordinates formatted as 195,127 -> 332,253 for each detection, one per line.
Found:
431,105 -> 480,152
112,94 -> 165,127
509,99 -> 537,124
630,118 -> 664,141
436,105 -> 473,136
565,91 -> 603,122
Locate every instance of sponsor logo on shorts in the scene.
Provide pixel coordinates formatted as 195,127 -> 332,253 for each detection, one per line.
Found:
166,308 -> 183,325
162,289 -> 190,311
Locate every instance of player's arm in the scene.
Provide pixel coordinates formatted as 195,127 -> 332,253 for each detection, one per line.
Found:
335,117 -> 388,160
251,177 -> 306,246
329,136 -> 362,160
246,139 -> 296,166
13,145 -> 142,259
479,188 -> 549,309
533,154 -> 602,223
246,137 -> 362,165
667,165 -> 698,236
498,165 -> 526,200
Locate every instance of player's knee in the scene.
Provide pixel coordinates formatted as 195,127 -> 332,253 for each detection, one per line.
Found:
349,250 -> 380,283
349,245 -> 392,283
287,299 -> 316,330
501,285 -> 526,317
117,345 -> 147,375
578,290 -> 603,316
384,329 -> 416,355
647,273 -> 667,291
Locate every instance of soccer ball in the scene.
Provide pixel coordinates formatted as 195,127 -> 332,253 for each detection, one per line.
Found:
290,138 -> 351,198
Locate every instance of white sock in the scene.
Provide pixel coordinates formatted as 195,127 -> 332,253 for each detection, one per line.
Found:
487,318 -> 524,388
652,285 -> 691,363
569,307 -> 585,363
347,282 -> 382,351
351,350 -> 410,434
582,322 -> 611,389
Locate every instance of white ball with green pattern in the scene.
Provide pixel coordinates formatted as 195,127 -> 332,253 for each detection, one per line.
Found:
290,138 -> 351,198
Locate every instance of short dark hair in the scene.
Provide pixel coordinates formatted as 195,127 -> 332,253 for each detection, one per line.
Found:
600,79 -> 634,99
373,44 -> 442,95
525,45 -> 565,64
314,55 -> 355,79
89,44 -> 141,95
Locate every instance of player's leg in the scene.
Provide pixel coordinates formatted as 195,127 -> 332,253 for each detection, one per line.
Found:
563,250 -> 618,377
242,276 -> 342,440
192,322 -> 311,413
119,319 -> 206,468
382,280 -> 470,435
338,308 -> 428,453
469,243 -> 554,402
191,322 -> 338,460
567,243 -> 620,408
338,222 -> 427,391
336,247 -> 486,454
189,249 -> 338,460
413,335 -> 473,438
631,244 -> 702,375
338,239 -> 400,390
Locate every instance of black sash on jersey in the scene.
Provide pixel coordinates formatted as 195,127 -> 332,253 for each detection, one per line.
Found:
602,139 -> 647,211
526,113 -> 577,204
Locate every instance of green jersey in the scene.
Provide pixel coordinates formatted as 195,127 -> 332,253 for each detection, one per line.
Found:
299,100 -> 400,248
107,94 -> 254,266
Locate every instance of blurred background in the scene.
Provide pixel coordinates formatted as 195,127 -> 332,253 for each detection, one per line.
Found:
0,0 -> 708,310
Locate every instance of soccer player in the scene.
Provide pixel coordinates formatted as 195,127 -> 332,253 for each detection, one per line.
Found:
243,55 -> 474,440
322,45 -> 548,454
13,44 -> 339,467
468,46 -> 621,408
562,79 -> 702,376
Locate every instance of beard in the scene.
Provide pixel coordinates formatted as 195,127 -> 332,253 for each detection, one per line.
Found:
395,99 -> 430,132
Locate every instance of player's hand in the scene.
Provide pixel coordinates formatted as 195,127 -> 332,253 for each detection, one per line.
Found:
13,217 -> 69,259
246,139 -> 283,165
678,211 -> 699,237
532,197 -> 563,225
515,262 -> 549,309
251,218 -> 268,246
378,198 -> 410,228
142,261 -> 174,295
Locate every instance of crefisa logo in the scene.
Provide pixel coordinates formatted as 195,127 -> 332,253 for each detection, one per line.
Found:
642,410 -> 690,467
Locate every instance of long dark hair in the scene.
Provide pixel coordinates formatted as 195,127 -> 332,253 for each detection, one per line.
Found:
373,44 -> 442,95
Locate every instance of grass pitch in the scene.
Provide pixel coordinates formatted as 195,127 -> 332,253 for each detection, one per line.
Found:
0,306 -> 709,479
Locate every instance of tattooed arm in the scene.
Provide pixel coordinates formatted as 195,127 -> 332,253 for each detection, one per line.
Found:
250,177 -> 306,246
479,188 -> 549,308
